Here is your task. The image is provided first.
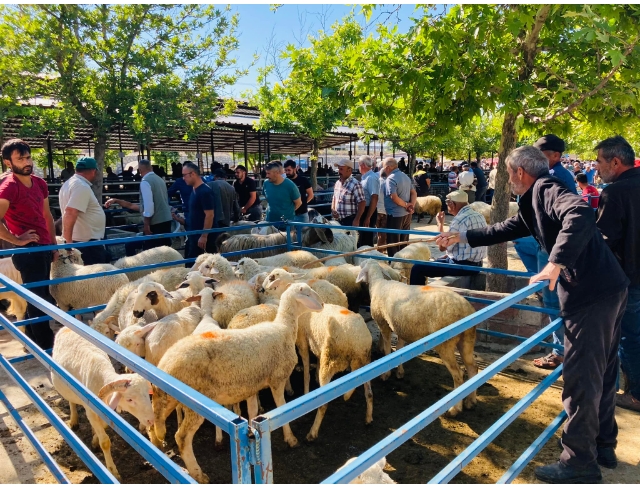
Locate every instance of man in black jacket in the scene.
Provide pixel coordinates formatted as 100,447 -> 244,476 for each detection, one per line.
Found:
594,135 -> 640,413
437,145 -> 629,484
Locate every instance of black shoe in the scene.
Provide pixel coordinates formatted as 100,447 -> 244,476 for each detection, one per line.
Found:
534,461 -> 602,484
596,446 -> 617,469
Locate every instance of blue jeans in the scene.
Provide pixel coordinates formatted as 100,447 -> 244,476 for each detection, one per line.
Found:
514,236 -> 563,356
620,284 -> 640,398
292,212 -> 309,246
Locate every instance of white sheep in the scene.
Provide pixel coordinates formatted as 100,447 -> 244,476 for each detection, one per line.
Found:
50,249 -> 129,312
294,264 -> 363,312
204,280 -> 259,328
469,201 -> 519,225
227,303 -> 278,330
150,283 -> 324,483
255,250 -> 324,269
338,457 -> 395,484
51,327 -> 154,481
113,246 -> 183,281
0,257 -> 27,323
414,195 -> 442,224
234,257 -> 274,281
390,242 -> 432,282
215,232 -> 290,260
352,246 -> 389,267
262,269 -> 348,309
193,253 -> 237,283
356,260 -> 478,417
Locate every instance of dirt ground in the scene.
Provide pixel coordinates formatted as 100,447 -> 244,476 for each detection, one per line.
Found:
0,217 -> 638,483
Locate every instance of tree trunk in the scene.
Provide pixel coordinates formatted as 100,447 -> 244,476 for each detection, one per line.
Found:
310,139 -> 319,190
93,135 -> 107,203
408,152 -> 415,175
486,112 -> 517,293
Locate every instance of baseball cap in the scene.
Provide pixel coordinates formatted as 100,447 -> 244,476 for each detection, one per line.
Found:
446,190 -> 469,203
213,169 -> 227,179
334,159 -> 354,169
534,134 -> 565,153
76,157 -> 97,170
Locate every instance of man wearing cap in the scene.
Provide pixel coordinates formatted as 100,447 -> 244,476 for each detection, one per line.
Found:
105,158 -> 173,255
263,161 -> 302,223
58,157 -> 109,265
457,164 -> 476,202
437,145 -> 629,484
331,159 -> 365,228
382,157 -> 415,257
409,190 -> 487,285
357,155 -> 379,247
375,160 -> 388,247
208,169 -> 240,227
234,165 -> 262,222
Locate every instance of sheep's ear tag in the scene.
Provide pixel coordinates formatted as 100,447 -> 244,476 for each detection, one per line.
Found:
148,383 -> 153,395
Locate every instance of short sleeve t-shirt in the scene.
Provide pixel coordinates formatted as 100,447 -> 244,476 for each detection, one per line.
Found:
384,169 -> 412,217
581,185 -> 600,209
58,174 -> 106,241
233,177 -> 260,209
263,177 -> 301,222
187,184 -> 217,231
290,175 -> 311,215
0,173 -> 51,244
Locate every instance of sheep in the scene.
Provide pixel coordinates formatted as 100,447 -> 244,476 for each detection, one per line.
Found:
469,201 -> 519,225
215,232 -> 290,260
234,257 -> 274,281
338,457 -> 395,484
255,250 -> 324,269
352,246 -> 389,267
150,283 -> 324,483
0,257 -> 27,323
299,265 -> 363,312
303,224 -> 359,264
262,269 -> 348,309
49,249 -> 129,312
390,242 -> 432,282
193,253 -> 237,283
356,260 -> 478,417
191,287 -> 222,334
51,327 -> 154,481
227,303 -> 279,330
414,195 -> 442,224
113,246 -> 183,281
203,280 -> 259,328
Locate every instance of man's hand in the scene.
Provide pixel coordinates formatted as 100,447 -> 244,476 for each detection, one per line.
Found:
436,232 -> 460,248
406,203 -> 415,214
104,198 -> 119,209
331,209 -> 339,219
52,250 -> 59,262
15,230 -> 39,246
197,234 -> 208,250
143,224 -> 152,236
352,218 -> 360,228
241,207 -> 247,215
436,211 -> 446,226
530,261 -> 562,291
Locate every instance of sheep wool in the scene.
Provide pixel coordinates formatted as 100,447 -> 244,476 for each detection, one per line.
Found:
255,250 -> 324,269
414,195 -> 443,224
206,280 -> 259,328
0,257 -> 27,322
113,246 -> 183,281
390,242 -> 432,282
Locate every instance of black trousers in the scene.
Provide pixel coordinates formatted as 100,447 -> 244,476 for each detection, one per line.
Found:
11,245 -> 56,349
74,240 -> 110,265
560,288 -> 627,467
357,207 -> 378,248
185,232 -> 218,259
386,214 -> 410,257
409,256 -> 482,285
245,205 -> 263,222
338,214 -> 356,227
475,186 -> 488,203
125,220 -> 173,256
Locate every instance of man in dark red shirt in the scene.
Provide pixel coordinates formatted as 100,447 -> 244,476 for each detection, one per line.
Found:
576,173 -> 600,209
0,139 -> 58,349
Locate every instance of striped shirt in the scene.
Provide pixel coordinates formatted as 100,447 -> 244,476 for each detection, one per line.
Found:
448,171 -> 458,189
332,176 -> 365,219
447,205 -> 487,262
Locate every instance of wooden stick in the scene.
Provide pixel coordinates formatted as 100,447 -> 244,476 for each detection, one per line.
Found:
301,236 -> 444,268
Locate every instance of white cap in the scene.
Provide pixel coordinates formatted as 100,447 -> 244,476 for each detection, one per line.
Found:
334,159 -> 354,169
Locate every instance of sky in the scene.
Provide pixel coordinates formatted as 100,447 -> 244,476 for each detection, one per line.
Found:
223,4 -> 423,99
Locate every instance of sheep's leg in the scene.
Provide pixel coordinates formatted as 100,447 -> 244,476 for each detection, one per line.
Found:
246,395 -> 259,421
285,377 -> 294,397
86,410 -> 120,481
306,359 -> 339,442
68,402 -> 79,429
151,393 -> 179,448
176,405 -> 183,427
436,343 -> 466,417
395,338 -> 406,379
175,408 -> 208,484
428,214 -> 435,224
269,382 -> 299,448
298,340 -> 311,394
348,357 -> 374,425
458,329 -> 479,410
376,319 -> 393,381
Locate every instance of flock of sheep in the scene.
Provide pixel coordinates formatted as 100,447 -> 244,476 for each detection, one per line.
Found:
1,217 -> 482,484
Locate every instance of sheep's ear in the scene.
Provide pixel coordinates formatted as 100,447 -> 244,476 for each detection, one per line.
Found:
264,278 -> 282,289
184,295 -> 202,303
134,322 -> 157,337
107,392 -> 122,410
235,268 -> 244,275
295,293 -> 323,311
178,281 -> 190,289
375,457 -> 387,470
204,278 -> 217,288
162,290 -> 173,299
229,262 -> 238,267
381,267 -> 393,280
212,291 -> 224,299
108,322 -> 121,333
356,267 -> 368,283
290,273 -> 306,280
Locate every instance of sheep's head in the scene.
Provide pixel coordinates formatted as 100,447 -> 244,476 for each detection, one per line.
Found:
198,254 -> 234,280
356,260 -> 393,284
177,271 -> 218,294
281,282 -> 323,315
248,271 -> 269,293
98,375 -> 154,427
235,257 -> 258,279
302,219 -> 334,246
115,322 -> 156,358
89,316 -> 120,339
132,282 -> 172,318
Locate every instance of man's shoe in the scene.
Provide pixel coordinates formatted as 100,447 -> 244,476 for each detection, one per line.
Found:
596,446 -> 617,469
534,461 -> 602,484
616,392 -> 640,413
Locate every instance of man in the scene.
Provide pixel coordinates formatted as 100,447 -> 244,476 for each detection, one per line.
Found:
58,157 -> 109,265
263,161 -> 301,223
331,159 -> 365,228
457,164 -> 476,202
573,161 -> 583,178
576,173 -> 600,209
283,159 -> 313,224
208,169 -> 240,228
105,159 -> 172,255
233,165 -> 262,222
382,157 -> 416,257
176,162 -> 217,258
357,155 -> 380,247
470,161 -> 488,203
410,190 -> 487,285
0,139 -> 57,349
122,166 -> 134,181
167,162 -> 192,227
448,164 -> 459,192
486,164 -> 497,204
375,160 -> 388,247
60,161 -> 75,182
594,135 -> 640,413
105,167 -> 119,181
583,162 -> 596,185
438,145 -> 628,484
413,164 -> 431,197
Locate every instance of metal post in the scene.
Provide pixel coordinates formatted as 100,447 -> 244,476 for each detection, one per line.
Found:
257,131 -> 262,170
118,124 -> 124,172
147,146 -> 151,163
210,128 -> 216,161
46,135 -> 54,181
468,150 -> 471,164
243,128 -> 249,168
348,138 -> 352,161
286,223 -> 292,251
367,142 -> 370,155
253,418 -> 273,484
87,139 -> 91,157
441,149 -> 444,166
266,131 -> 271,160
380,139 -> 383,160
233,145 -> 235,164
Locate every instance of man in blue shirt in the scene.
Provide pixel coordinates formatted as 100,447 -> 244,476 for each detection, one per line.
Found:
167,162 -> 192,228
383,157 -> 416,257
357,155 -> 380,247
263,161 -> 302,222
470,161 -> 488,203
584,163 -> 596,185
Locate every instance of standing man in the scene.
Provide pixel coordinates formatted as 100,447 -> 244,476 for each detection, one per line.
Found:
167,162 -> 191,228
175,162 -> 217,258
486,164 -> 497,204
105,159 -> 173,255
470,161 -> 488,203
357,155 -> 380,247
283,159 -> 313,224
382,157 -> 416,257
60,161 -> 75,182
331,159 -> 365,228
447,164 -> 459,193
208,169 -> 240,228
457,164 -> 476,202
58,157 -> 109,265
0,139 -> 57,349
263,161 -> 301,223
584,162 -> 596,185
438,146 -> 629,483
375,160 -> 388,247
233,165 -> 262,222
594,135 -> 640,413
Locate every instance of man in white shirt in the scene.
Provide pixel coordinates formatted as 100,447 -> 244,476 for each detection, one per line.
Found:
457,164 -> 477,202
58,157 -> 109,264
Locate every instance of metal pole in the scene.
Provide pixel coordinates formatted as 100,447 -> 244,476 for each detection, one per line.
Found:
468,150 -> 471,164
380,139 -> 383,160
266,131 -> 271,160
118,124 -> 124,172
147,146 -> 151,163
87,139 -> 91,157
257,131 -> 262,169
441,149 -> 444,166
367,142 -> 370,155
210,129 -> 215,161
243,128 -> 248,169
46,135 -> 54,181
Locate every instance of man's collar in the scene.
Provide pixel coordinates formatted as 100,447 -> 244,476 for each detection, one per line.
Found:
74,173 -> 92,185
613,166 -> 640,182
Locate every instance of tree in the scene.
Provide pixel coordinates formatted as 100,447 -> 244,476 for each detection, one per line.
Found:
1,4 -> 245,199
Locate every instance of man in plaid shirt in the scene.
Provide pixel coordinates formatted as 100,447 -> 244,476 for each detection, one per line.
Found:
331,159 -> 366,227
